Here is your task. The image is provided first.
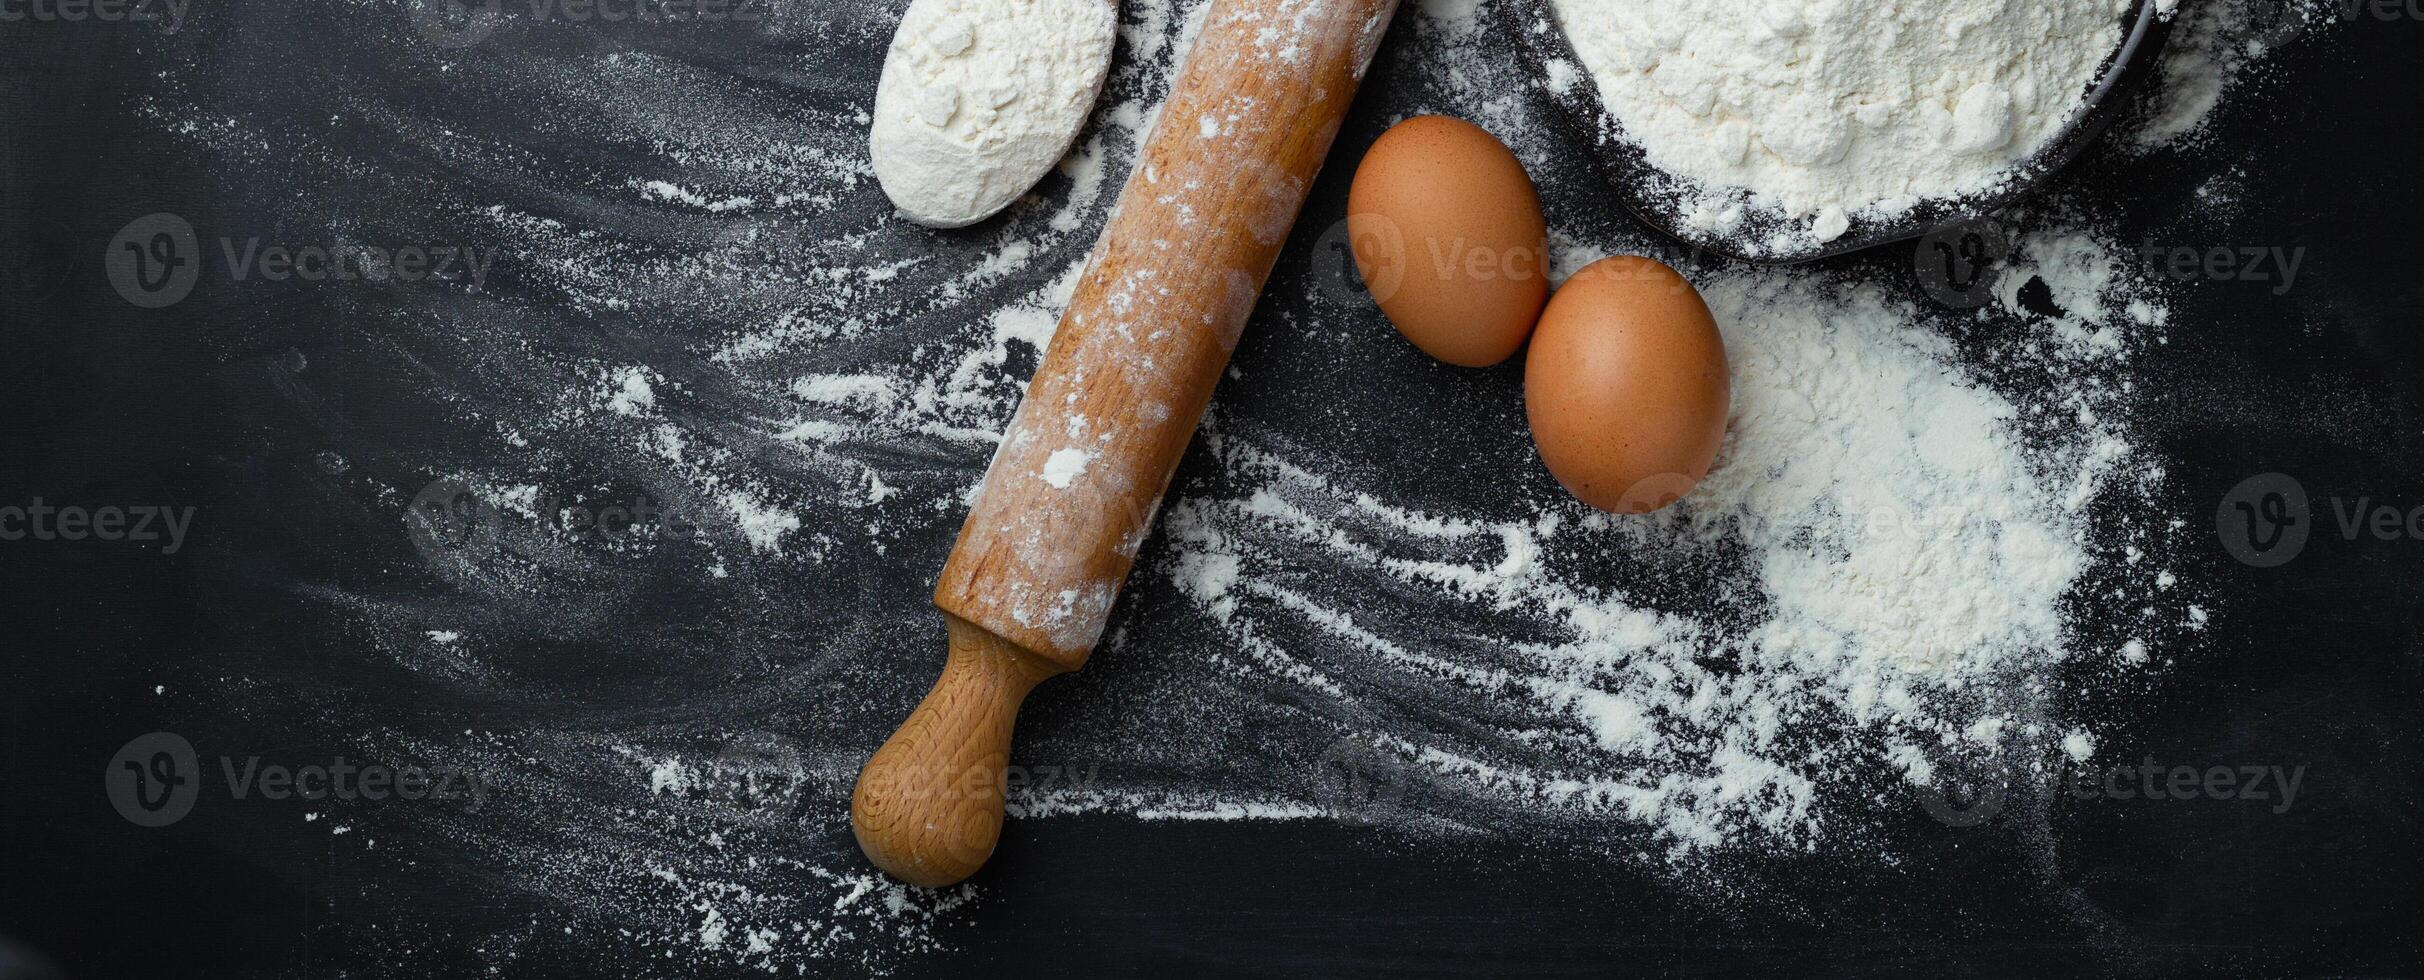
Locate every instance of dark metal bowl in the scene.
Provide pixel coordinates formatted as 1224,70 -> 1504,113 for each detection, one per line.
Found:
1497,0 -> 2176,264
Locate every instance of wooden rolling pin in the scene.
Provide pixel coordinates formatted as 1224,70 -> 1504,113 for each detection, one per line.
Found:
852,0 -> 1402,887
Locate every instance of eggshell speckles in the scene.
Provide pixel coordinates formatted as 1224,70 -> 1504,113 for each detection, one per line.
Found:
1348,116 -> 1549,368
1524,256 -> 1730,515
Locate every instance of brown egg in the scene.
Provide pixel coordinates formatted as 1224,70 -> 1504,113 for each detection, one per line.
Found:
1347,115 -> 1549,368
1525,256 -> 1730,515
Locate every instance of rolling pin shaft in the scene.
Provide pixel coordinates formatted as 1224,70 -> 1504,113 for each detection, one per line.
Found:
853,0 -> 1402,887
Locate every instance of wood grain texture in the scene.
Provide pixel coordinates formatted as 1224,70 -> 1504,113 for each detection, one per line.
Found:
855,0 -> 1403,885
934,0 -> 1401,665
851,615 -> 1061,887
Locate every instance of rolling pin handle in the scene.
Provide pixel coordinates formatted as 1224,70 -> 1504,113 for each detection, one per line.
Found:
850,616 -> 1064,887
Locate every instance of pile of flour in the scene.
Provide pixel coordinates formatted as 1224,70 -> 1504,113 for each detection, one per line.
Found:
1137,231 -> 2181,850
1548,0 -> 2138,243
871,0 -> 1118,228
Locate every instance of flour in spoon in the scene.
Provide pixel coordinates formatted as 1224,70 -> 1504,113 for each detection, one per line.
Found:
1548,0 -> 2140,243
871,0 -> 1119,227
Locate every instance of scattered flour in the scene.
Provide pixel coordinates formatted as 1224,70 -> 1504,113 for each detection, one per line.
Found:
1040,447 -> 1093,488
1153,249 -> 2180,849
722,490 -> 803,552
2136,0 -> 2323,148
605,367 -> 657,416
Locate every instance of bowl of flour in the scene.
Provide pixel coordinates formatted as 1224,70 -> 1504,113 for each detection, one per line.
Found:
1508,0 -> 2173,261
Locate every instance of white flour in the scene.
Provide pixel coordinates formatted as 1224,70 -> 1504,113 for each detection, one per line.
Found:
871,0 -> 1118,227
1146,230 -> 2177,849
1549,0 -> 2135,242
2136,0 -> 2317,148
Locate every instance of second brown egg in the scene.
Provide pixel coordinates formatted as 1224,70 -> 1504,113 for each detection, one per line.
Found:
1524,255 -> 1730,516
